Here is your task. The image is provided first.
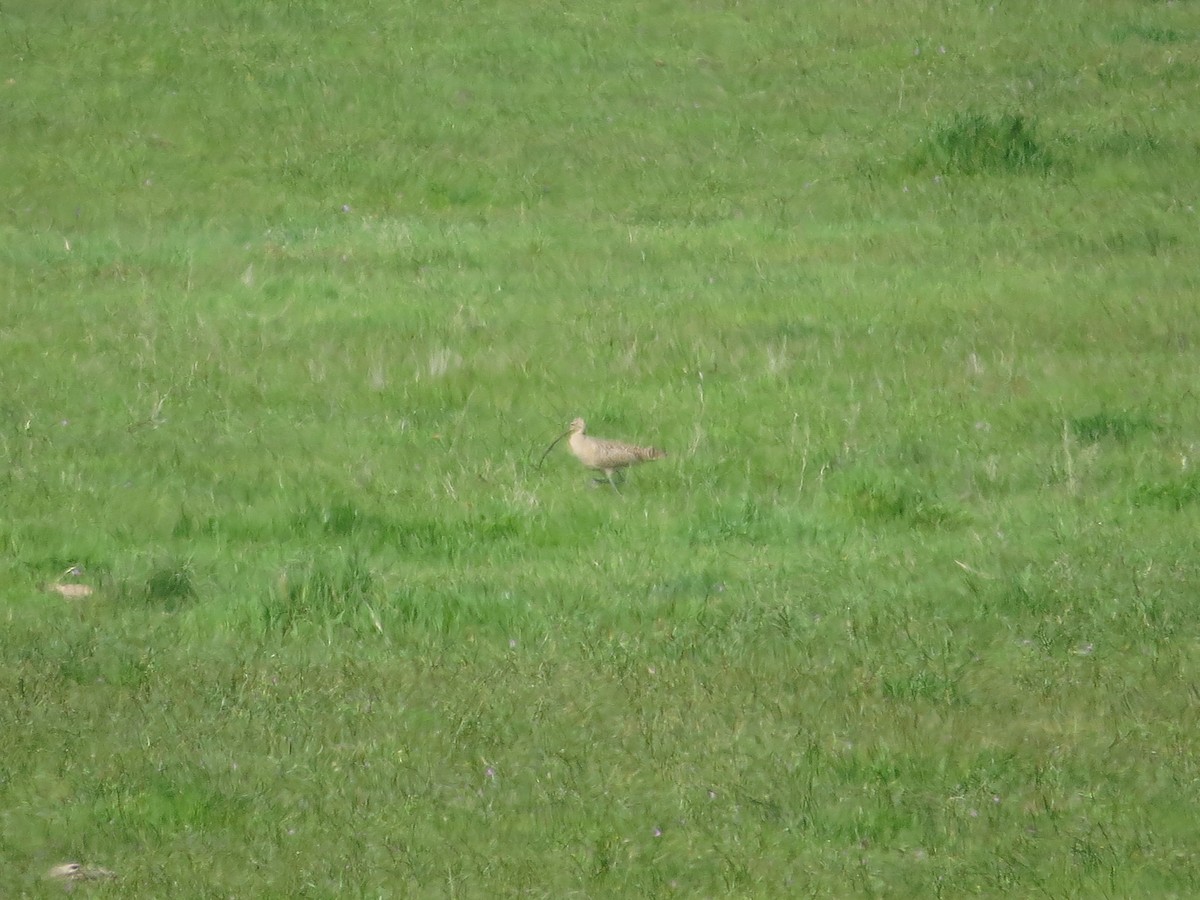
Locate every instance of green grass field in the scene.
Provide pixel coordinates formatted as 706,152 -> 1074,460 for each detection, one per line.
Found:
3,0 -> 1199,895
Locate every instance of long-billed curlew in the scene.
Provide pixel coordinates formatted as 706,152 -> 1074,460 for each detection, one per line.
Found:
539,417 -> 666,492
46,862 -> 116,884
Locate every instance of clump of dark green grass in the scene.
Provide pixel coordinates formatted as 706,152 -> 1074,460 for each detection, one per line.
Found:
909,112 -> 1057,176
262,552 -> 377,637
840,470 -> 962,528
1135,472 -> 1200,510
1068,410 -> 1158,443
143,560 -> 196,609
1111,24 -> 1189,44
111,557 -> 197,611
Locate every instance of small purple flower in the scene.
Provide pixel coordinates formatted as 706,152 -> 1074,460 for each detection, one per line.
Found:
485,766 -> 496,780
653,827 -> 662,837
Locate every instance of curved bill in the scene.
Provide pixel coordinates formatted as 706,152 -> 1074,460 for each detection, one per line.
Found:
537,428 -> 572,470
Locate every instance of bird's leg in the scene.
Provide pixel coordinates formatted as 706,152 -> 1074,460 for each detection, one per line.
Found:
589,470 -> 624,492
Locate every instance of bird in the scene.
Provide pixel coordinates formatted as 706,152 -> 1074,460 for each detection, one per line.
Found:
539,417 -> 666,492
46,862 -> 116,883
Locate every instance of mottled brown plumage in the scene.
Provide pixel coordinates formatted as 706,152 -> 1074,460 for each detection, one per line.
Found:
540,417 -> 666,492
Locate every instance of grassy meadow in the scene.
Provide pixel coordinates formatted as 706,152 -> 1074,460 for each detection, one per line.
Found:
2,0 -> 1199,895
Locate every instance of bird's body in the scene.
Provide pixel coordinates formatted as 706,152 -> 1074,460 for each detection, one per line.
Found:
47,862 -> 116,883
542,417 -> 666,492
567,418 -> 665,473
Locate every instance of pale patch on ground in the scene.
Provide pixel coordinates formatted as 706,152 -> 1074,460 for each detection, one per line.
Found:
48,583 -> 93,599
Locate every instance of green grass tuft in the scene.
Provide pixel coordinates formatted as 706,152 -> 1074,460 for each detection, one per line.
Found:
909,112 -> 1057,176
141,559 -> 197,609
841,470 -> 962,528
262,552 -> 377,637
1069,410 -> 1159,443
1135,472 -> 1200,510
